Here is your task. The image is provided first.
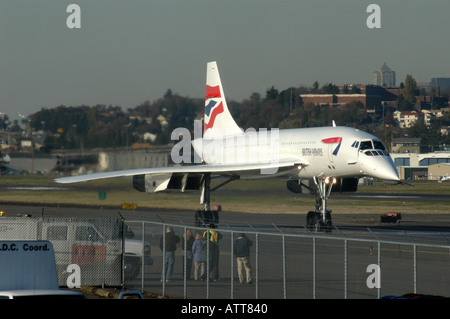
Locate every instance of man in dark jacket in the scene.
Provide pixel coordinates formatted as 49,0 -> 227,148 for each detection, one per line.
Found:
160,226 -> 180,282
234,233 -> 253,284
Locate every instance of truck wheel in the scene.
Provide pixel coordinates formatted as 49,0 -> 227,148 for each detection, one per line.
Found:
124,256 -> 142,280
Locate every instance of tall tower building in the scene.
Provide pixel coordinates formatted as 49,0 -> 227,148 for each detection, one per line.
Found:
373,63 -> 396,87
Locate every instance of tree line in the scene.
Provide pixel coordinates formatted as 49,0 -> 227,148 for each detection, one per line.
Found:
29,80 -> 450,152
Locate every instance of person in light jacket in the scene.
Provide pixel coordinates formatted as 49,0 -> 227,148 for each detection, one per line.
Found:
191,232 -> 206,281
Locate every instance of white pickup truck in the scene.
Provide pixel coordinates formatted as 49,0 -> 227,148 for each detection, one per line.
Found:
124,236 -> 153,279
0,217 -> 152,285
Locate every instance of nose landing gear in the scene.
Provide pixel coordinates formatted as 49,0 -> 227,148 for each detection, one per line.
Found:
306,176 -> 335,232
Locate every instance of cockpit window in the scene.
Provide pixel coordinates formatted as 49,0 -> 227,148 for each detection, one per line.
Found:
373,140 -> 386,151
359,141 -> 372,150
360,140 -> 389,156
365,151 -> 380,156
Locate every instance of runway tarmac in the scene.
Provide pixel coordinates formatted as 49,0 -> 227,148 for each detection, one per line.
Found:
1,200 -> 449,299
1,198 -> 450,230
333,191 -> 450,202
2,202 -> 450,248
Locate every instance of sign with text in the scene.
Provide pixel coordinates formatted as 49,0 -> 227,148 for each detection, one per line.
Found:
0,241 -> 59,291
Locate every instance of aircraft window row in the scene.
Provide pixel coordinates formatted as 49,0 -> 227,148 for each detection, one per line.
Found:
223,140 -> 316,147
351,141 -> 360,148
281,141 -> 315,145
223,140 -> 315,148
364,150 -> 388,156
359,140 -> 387,152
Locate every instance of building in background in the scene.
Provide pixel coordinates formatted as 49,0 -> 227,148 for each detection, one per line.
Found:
430,78 -> 450,92
373,63 -> 396,87
390,152 -> 450,180
391,138 -> 421,154
299,85 -> 400,113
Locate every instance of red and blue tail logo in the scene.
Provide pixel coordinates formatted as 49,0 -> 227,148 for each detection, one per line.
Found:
322,137 -> 343,155
204,85 -> 224,132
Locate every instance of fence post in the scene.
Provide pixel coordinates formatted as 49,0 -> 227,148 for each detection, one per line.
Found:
162,224 -> 166,297
184,226 -> 187,299
122,221 -> 125,287
344,239 -> 348,299
247,223 -> 259,299
282,235 -> 287,299
230,231 -> 234,299
273,224 -> 287,299
313,236 -> 316,299
206,229 -> 210,299
377,241 -> 381,299
413,244 -> 417,294
141,221 -> 145,291
255,232 -> 259,299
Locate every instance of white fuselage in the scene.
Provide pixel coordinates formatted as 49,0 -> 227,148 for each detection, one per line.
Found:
193,126 -> 399,182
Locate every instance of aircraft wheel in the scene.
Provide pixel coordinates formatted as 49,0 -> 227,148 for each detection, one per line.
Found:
306,211 -> 316,229
315,220 -> 324,232
325,220 -> 332,232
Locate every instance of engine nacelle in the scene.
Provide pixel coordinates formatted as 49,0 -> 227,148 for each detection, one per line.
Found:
286,179 -> 316,195
133,173 -> 172,193
133,173 -> 203,193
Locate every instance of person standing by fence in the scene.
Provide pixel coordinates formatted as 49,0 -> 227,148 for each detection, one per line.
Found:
159,226 -> 180,283
204,225 -> 223,282
182,229 -> 194,280
192,231 -> 206,281
234,233 -> 253,284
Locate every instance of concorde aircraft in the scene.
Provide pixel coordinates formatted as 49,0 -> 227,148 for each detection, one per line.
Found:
54,61 -> 400,231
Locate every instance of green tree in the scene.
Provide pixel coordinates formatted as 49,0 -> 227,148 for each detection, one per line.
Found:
321,83 -> 340,94
397,74 -> 417,111
350,85 -> 361,94
312,81 -> 319,94
342,85 -> 350,94
403,75 -> 417,103
164,89 -> 173,99
265,86 -> 279,100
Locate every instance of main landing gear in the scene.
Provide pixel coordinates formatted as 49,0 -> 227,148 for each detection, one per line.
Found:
194,173 -> 239,227
306,176 -> 335,232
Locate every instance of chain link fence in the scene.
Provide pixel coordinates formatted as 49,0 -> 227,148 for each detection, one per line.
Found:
1,216 -> 449,298
124,220 -> 450,299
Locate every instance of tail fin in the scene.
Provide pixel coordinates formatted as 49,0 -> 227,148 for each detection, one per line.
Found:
204,61 -> 242,139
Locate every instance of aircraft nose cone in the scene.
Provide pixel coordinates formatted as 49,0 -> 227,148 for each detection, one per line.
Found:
379,166 -> 400,182
376,160 -> 400,181
362,156 -> 400,181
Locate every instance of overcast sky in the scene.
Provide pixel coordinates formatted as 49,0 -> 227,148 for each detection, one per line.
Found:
0,0 -> 449,120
